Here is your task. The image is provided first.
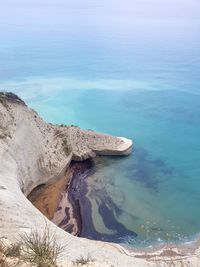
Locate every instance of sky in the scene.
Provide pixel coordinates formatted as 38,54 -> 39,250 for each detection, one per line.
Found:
0,0 -> 200,28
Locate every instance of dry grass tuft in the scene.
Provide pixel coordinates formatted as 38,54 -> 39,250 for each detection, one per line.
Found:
20,226 -> 63,267
73,255 -> 94,266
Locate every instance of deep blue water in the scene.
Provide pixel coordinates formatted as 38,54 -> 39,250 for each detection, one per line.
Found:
0,0 -> 200,246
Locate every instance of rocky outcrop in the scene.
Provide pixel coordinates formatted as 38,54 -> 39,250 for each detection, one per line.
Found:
0,93 -> 132,195
0,93 -> 199,267
0,91 -> 26,106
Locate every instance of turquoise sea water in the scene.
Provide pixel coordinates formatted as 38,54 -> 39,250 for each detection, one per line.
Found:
1,0 -> 200,246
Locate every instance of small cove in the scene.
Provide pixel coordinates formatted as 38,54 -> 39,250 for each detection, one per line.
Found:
28,159 -> 138,243
1,0 -> 200,248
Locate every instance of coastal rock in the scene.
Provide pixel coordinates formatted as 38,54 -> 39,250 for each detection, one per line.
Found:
0,91 -> 26,106
0,251 -> 6,266
0,93 -> 198,267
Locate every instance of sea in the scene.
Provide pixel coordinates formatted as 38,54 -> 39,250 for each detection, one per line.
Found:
0,0 -> 200,247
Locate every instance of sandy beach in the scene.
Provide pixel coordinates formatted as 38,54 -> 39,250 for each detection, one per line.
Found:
28,168 -> 73,220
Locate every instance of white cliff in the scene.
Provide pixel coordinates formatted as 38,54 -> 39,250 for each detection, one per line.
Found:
0,92 -> 199,267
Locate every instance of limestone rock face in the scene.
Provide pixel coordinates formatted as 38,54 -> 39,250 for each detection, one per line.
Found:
0,93 -> 197,267
0,92 -> 133,194
0,93 -> 137,266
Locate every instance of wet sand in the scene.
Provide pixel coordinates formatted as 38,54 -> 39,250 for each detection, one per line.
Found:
52,160 -> 94,235
28,160 -> 94,235
28,168 -> 73,220
28,158 -> 137,243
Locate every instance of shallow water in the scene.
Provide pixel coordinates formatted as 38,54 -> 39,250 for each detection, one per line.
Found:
0,0 -> 200,246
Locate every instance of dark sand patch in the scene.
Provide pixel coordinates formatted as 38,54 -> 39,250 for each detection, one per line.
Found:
28,169 -> 73,220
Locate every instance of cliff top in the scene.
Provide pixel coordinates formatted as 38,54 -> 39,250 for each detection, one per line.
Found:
0,91 -> 26,106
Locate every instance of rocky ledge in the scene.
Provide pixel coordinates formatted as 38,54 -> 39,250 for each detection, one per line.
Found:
0,92 -> 198,267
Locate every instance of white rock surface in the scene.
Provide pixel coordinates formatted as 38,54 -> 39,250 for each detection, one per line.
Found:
0,93 -> 199,267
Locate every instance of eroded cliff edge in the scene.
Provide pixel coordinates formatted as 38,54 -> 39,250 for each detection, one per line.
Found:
0,92 -> 199,267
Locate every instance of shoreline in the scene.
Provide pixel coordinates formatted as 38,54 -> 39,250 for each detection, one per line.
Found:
28,168 -> 73,221
28,158 -> 137,242
28,160 -> 94,236
3,93 -> 200,265
52,160 -> 94,236
28,159 -> 200,257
